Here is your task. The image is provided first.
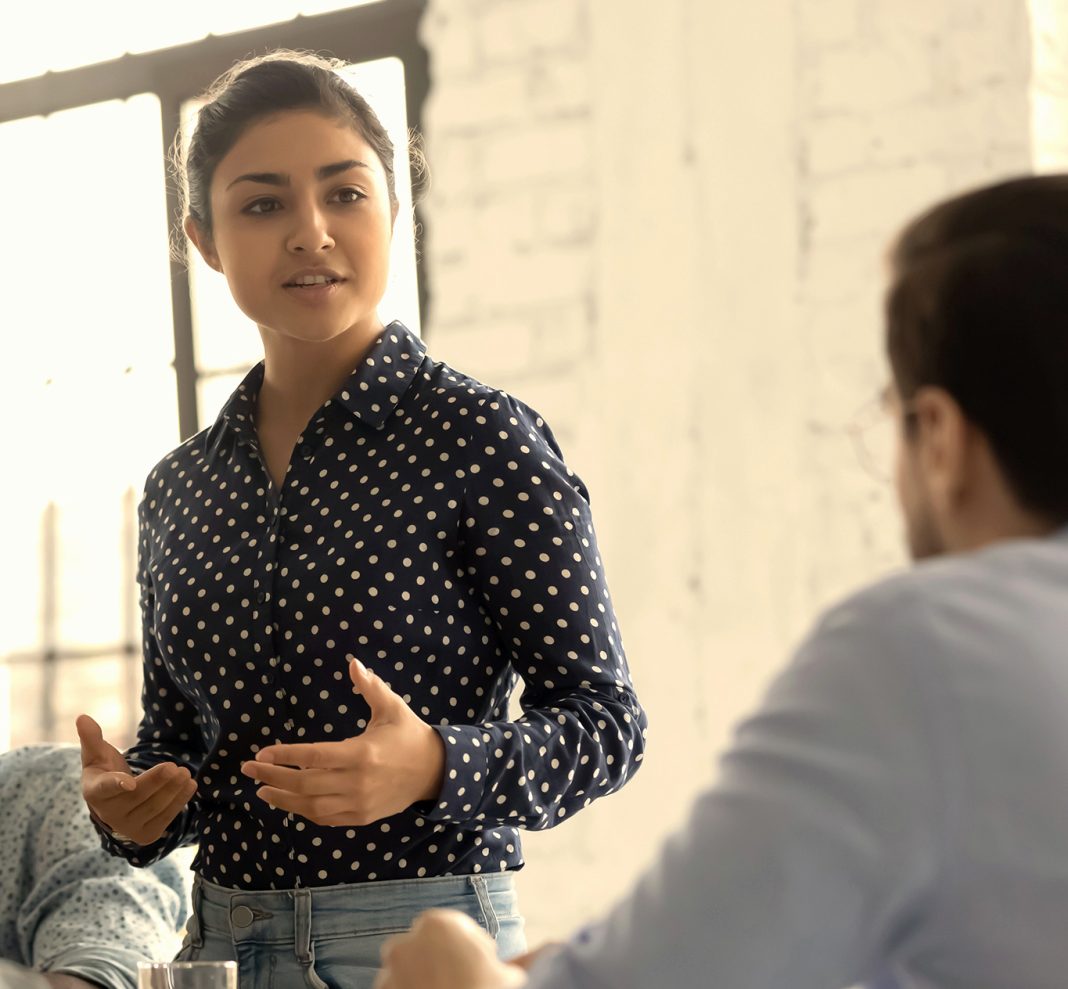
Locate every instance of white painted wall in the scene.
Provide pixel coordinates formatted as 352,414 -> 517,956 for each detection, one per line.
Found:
1030,0 -> 1068,169
421,0 -> 1042,943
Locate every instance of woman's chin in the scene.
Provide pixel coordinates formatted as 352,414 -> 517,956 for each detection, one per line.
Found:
257,318 -> 377,348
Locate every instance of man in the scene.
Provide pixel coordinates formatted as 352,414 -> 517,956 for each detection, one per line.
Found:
375,174 -> 1068,989
0,744 -> 189,989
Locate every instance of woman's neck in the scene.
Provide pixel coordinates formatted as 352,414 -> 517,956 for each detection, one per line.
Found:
256,319 -> 384,432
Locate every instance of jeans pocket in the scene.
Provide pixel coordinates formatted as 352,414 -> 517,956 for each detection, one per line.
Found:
301,944 -> 331,989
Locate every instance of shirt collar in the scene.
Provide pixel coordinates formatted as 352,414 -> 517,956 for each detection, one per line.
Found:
333,321 -> 428,429
218,321 -> 428,439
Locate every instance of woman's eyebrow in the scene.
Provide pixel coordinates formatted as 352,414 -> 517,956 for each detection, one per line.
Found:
317,159 -> 369,180
225,160 -> 370,191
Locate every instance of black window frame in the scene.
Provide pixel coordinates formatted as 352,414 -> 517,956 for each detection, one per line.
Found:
0,0 -> 430,441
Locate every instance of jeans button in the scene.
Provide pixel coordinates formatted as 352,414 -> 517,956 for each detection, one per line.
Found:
231,905 -> 255,929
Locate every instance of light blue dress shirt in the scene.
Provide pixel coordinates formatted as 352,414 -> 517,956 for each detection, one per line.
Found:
527,529 -> 1068,989
0,745 -> 189,989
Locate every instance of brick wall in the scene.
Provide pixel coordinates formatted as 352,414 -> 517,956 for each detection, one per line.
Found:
1031,0 -> 1068,168
419,0 -> 596,451
793,0 -> 1033,611
421,0 -> 1046,943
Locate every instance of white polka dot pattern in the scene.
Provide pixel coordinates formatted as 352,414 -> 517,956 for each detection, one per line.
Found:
100,323 -> 647,890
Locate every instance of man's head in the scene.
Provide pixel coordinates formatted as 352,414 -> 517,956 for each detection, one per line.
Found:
884,174 -> 1068,559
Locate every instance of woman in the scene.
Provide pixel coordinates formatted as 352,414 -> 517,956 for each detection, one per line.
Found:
77,51 -> 646,989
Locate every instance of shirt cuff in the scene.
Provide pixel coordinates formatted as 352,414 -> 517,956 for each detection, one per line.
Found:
425,724 -> 490,823
41,946 -> 140,989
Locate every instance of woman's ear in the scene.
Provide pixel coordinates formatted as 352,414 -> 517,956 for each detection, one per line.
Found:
184,215 -> 223,272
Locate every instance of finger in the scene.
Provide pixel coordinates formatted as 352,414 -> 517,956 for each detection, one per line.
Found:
255,786 -> 340,821
104,763 -> 189,809
509,943 -> 560,970
138,780 -> 197,840
84,770 -> 137,801
76,715 -> 124,770
240,761 -> 340,795
256,742 -> 347,770
126,774 -> 196,829
349,659 -> 400,718
379,930 -> 412,966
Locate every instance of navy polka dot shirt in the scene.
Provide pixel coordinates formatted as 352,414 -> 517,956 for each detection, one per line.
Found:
100,323 -> 647,889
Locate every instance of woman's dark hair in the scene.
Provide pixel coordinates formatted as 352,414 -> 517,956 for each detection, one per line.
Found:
886,173 -> 1068,523
175,50 -> 428,240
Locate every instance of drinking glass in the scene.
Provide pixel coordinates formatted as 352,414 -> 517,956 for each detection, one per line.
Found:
137,961 -> 238,989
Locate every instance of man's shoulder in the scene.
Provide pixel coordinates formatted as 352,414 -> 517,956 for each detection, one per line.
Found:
810,535 -> 1067,667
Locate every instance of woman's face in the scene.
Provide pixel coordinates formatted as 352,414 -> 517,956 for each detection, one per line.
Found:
191,109 -> 395,346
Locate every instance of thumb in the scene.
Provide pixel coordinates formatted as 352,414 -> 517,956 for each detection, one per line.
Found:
349,658 -> 401,721
76,714 -> 125,771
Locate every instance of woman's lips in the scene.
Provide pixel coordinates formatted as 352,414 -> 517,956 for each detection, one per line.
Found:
282,279 -> 346,304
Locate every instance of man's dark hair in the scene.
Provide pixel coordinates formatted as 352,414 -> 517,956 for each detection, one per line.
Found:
886,173 -> 1068,523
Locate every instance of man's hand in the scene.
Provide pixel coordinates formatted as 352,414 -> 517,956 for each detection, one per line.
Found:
508,944 -> 562,972
43,973 -> 104,989
242,659 -> 446,827
76,714 -> 197,845
374,910 -> 527,989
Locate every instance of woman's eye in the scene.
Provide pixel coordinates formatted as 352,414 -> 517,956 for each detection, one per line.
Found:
333,188 -> 365,205
245,198 -> 280,215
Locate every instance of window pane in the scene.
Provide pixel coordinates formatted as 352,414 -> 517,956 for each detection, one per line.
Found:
0,95 -> 176,744
342,57 -> 421,338
198,370 -> 253,428
1,2 -> 386,84
2,661 -> 45,750
54,655 -> 141,750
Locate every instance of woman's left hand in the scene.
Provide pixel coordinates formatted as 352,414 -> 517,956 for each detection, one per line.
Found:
241,659 -> 446,826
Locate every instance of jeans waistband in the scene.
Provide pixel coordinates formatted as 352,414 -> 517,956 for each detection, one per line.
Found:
187,872 -> 518,949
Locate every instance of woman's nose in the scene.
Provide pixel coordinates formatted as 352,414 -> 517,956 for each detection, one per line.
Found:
286,203 -> 335,253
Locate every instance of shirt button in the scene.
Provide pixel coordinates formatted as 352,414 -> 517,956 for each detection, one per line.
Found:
257,591 -> 267,604
231,905 -> 255,929
298,443 -> 313,459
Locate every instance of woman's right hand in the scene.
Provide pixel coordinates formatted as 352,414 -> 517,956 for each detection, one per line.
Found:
76,714 -> 197,845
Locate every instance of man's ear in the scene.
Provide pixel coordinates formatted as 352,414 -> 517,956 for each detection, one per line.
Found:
912,387 -> 969,512
184,215 -> 223,272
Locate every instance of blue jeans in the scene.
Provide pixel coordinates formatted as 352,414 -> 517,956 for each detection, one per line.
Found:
177,873 -> 526,989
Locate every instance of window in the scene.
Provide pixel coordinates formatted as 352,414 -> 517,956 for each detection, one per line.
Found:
0,0 -> 428,749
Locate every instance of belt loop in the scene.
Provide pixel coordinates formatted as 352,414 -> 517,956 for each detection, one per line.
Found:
469,876 -> 500,938
188,875 -> 205,949
294,887 -> 313,964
